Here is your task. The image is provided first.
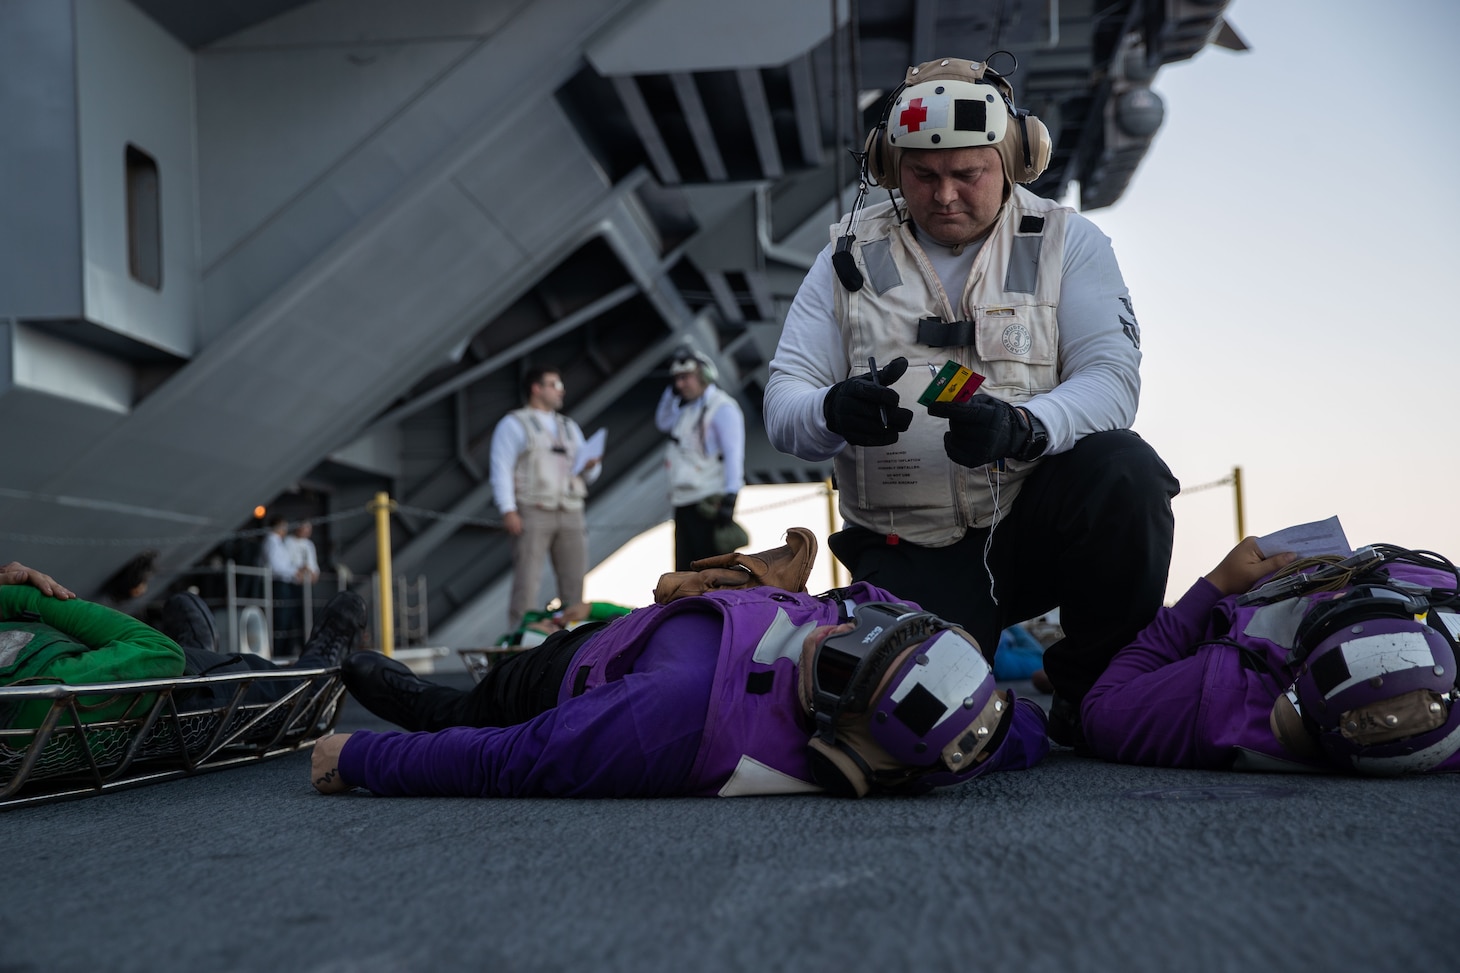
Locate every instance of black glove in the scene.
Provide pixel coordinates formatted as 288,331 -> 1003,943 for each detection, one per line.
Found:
927,394 -> 1047,468
714,493 -> 738,526
822,356 -> 914,447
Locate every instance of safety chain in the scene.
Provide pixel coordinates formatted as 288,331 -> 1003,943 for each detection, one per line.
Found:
0,506 -> 372,548
1180,474 -> 1237,495
0,484 -> 836,548
3,471 -> 1228,548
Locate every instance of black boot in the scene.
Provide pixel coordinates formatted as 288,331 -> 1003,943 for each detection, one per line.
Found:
296,591 -> 367,668
341,651 -> 466,732
159,591 -> 219,652
1046,694 -> 1091,755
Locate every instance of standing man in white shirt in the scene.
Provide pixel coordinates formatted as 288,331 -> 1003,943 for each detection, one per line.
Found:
263,515 -> 307,656
489,367 -> 601,631
655,346 -> 746,570
287,521 -> 321,585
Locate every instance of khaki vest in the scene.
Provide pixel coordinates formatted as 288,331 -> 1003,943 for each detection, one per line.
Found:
667,386 -> 732,506
511,408 -> 587,512
831,188 -> 1068,545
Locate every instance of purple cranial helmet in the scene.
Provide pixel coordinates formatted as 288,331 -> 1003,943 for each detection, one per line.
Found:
1271,584 -> 1460,775
800,602 -> 1011,796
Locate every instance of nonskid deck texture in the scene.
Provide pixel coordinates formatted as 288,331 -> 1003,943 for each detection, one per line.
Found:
9,680 -> 1459,973
0,666 -> 344,809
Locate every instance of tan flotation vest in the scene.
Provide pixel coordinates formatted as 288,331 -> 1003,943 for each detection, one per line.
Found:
511,407 -> 587,511
666,385 -> 734,507
831,187 -> 1068,545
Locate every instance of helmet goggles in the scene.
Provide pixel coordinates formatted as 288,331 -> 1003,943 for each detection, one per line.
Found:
1273,581 -> 1460,773
804,602 -> 1012,796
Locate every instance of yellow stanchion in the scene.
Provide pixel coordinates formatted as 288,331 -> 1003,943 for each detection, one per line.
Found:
1232,465 -> 1246,542
825,477 -> 845,589
371,492 -> 397,657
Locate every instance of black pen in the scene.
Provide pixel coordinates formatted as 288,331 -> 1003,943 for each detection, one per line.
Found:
868,356 -> 888,427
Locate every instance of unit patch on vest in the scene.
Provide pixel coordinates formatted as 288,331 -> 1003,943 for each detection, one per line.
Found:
1001,323 -> 1033,356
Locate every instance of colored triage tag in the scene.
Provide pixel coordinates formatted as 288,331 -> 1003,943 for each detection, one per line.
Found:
917,360 -> 985,406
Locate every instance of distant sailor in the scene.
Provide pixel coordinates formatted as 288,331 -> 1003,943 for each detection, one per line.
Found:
489,366 -> 600,632
655,345 -> 747,570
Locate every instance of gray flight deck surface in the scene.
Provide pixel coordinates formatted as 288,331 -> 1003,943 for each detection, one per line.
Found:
4,672 -> 1455,973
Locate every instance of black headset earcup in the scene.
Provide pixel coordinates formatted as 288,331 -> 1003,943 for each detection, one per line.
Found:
807,737 -> 870,797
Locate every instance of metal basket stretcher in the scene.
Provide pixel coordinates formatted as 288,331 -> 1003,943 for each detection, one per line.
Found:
456,646 -> 526,683
0,665 -> 344,810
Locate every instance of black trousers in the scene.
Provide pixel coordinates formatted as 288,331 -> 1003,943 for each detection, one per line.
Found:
271,579 -> 303,657
673,502 -> 719,571
181,646 -> 326,706
411,622 -> 603,731
828,430 -> 1179,704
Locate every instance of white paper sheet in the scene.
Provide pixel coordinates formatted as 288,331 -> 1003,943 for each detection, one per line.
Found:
572,428 -> 607,476
1255,516 -> 1352,558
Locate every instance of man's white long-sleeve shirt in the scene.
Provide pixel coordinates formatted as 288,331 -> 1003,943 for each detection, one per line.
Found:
764,211 -> 1141,461
262,532 -> 297,581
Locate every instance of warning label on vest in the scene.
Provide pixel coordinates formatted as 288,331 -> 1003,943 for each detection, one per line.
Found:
872,450 -> 922,489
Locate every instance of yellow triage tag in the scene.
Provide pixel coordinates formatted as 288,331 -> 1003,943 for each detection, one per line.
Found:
918,360 -> 985,406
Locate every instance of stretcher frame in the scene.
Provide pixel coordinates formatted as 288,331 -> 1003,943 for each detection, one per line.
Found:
456,646 -> 527,683
0,665 -> 344,810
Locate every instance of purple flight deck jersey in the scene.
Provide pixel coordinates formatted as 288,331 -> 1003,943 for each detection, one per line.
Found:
1082,564 -> 1460,773
340,583 -> 1049,797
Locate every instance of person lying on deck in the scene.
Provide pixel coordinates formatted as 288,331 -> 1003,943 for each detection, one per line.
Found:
1081,537 -> 1460,776
311,530 -> 1050,799
1,560 -> 365,728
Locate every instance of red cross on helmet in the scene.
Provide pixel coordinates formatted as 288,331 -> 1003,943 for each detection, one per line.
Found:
865,56 -> 1051,194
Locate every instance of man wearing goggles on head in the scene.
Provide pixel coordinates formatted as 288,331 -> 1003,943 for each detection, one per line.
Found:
655,345 -> 747,570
